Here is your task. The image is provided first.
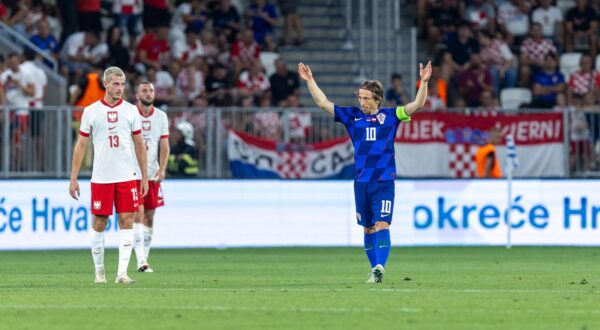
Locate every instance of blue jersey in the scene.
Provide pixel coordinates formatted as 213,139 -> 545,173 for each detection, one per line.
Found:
334,105 -> 410,182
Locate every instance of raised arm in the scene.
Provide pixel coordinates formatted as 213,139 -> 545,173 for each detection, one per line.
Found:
404,61 -> 432,116
298,62 -> 334,115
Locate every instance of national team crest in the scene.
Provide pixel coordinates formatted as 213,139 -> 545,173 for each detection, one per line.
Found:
142,120 -> 151,131
107,111 -> 118,123
376,113 -> 386,124
93,201 -> 101,210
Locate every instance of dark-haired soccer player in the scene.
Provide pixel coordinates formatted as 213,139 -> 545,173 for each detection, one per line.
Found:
298,61 -> 431,283
133,81 -> 170,273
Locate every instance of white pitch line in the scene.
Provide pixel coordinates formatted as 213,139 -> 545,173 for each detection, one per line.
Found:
1,305 -> 600,316
0,287 -> 596,294
0,304 -> 422,314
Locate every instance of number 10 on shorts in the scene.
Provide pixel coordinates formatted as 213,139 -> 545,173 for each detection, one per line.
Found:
381,200 -> 391,214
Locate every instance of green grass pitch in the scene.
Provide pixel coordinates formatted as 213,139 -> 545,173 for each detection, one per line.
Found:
1,247 -> 599,329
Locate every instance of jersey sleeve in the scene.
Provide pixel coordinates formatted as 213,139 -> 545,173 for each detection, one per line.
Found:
160,112 -> 169,138
395,106 -> 411,122
131,108 -> 142,135
333,104 -> 352,124
79,107 -> 91,136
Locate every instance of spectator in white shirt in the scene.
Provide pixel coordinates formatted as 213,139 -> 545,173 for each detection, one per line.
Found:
176,56 -> 206,105
0,53 -> 36,108
61,31 -> 107,73
172,27 -> 205,65
146,66 -> 175,106
496,0 -> 530,41
531,0 -> 563,45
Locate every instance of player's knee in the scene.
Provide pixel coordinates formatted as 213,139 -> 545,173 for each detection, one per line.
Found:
92,216 -> 108,231
374,221 -> 390,231
144,210 -> 155,227
143,217 -> 154,227
364,226 -> 377,234
117,213 -> 134,228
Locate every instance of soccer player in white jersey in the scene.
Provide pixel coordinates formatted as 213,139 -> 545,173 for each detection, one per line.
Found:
132,81 -> 170,273
69,66 -> 149,284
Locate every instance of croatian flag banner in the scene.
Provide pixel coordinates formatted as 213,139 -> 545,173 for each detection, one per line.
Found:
394,112 -> 564,178
228,130 -> 355,179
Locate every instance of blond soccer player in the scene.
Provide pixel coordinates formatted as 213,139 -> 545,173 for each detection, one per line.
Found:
69,66 -> 149,284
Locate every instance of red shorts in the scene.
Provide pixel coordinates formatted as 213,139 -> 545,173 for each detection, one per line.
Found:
91,180 -> 139,215
137,180 -> 165,209
570,140 -> 592,156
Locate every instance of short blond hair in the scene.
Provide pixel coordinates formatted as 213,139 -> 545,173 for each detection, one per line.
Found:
103,66 -> 126,83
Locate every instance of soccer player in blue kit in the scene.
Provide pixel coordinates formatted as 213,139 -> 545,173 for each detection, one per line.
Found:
298,61 -> 432,283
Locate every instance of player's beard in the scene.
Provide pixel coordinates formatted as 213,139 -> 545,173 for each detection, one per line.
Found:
140,98 -> 154,106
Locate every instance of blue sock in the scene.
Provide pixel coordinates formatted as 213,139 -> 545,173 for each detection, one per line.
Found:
364,232 -> 378,268
375,229 -> 391,267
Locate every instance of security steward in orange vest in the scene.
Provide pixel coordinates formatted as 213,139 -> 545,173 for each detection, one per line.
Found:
70,65 -> 105,123
475,126 -> 503,178
69,65 -> 105,169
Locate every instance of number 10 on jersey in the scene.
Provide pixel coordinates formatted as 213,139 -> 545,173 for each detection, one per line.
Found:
366,127 -> 376,141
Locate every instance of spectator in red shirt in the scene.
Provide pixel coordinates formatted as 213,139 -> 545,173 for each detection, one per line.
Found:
0,2 -> 8,24
135,25 -> 171,71
567,54 -> 600,105
458,53 -> 493,107
77,0 -> 101,32
230,29 -> 261,78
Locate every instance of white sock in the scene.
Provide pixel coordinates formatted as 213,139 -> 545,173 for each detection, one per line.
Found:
133,223 -> 144,266
117,229 -> 134,277
90,230 -> 104,271
143,225 -> 153,262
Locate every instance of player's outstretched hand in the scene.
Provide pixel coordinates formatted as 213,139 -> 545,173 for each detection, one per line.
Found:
140,178 -> 149,198
298,62 -> 313,82
420,61 -> 432,82
69,180 -> 80,200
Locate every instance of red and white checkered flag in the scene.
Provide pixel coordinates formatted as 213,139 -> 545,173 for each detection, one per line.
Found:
448,144 -> 478,178
276,151 -> 307,179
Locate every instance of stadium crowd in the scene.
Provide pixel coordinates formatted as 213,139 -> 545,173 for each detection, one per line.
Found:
416,0 -> 600,171
0,0 -> 308,174
416,0 -> 600,110
1,0 -> 599,174
0,0 -> 303,108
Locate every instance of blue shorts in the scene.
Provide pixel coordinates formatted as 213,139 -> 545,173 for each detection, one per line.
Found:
354,180 -> 395,228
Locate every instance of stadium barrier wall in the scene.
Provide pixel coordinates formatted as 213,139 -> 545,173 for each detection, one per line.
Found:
4,106 -> 599,179
0,179 -> 599,250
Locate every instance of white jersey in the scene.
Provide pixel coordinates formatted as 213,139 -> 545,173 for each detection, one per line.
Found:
79,99 -> 142,183
0,68 -> 36,112
20,61 -> 47,108
134,105 -> 169,180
